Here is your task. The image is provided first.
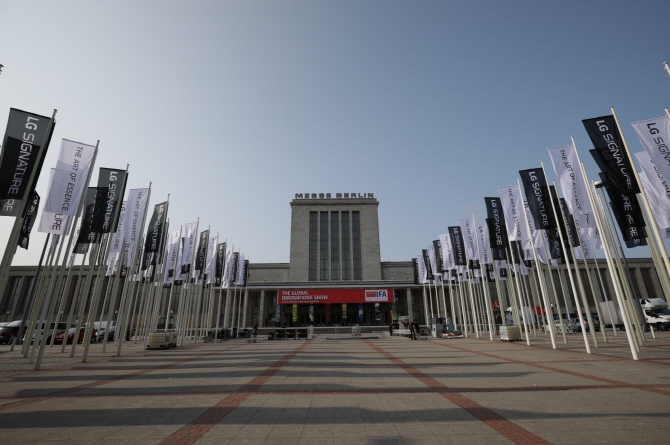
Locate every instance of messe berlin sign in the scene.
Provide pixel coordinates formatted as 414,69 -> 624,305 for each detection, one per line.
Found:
278,288 -> 394,304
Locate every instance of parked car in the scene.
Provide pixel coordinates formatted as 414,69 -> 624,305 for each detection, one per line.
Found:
23,321 -> 76,344
0,320 -> 28,345
96,325 -> 116,342
54,326 -> 98,345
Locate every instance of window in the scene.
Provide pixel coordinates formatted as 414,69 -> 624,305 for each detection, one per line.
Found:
352,211 -> 362,280
341,212 -> 351,280
331,212 -> 340,280
320,212 -> 329,280
309,212 -> 318,281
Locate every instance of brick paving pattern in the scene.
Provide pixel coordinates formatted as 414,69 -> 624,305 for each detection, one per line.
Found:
0,331 -> 669,444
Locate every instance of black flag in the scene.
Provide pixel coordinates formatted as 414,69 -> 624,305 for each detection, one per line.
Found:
96,167 -> 128,233
432,240 -> 444,273
141,201 -> 168,271
18,191 -> 40,249
0,108 -> 55,217
215,242 -> 226,287
583,115 -> 640,194
194,230 -> 210,277
448,226 -> 467,266
74,187 -> 107,253
485,197 -> 508,261
518,168 -> 557,231
599,173 -> 647,248
411,258 -> 420,285
422,249 -> 434,281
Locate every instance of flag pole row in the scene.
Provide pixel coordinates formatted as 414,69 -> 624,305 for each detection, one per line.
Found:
0,108 -> 249,370
413,106 -> 670,360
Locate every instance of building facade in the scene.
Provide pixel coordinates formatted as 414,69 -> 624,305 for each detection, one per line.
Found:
1,194 -> 667,330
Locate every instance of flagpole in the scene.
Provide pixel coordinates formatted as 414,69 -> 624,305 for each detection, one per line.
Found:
456,274 -> 467,334
116,184 -> 152,356
81,165 -> 129,362
421,282 -> 429,329
506,243 -> 529,344
213,238 -> 224,341
589,180 -> 639,358
567,140 -> 624,336
550,180 -> 595,353
192,224 -> 208,342
544,255 -> 568,344
21,233 -> 58,356
102,250 -> 124,352
164,224 -> 181,332
588,235 -> 617,336
143,212 -> 170,351
67,240 -> 102,358
59,252 -> 84,353
519,172 -> 558,348
596,185 -> 646,347
12,234 -> 49,352
49,146 -> 99,347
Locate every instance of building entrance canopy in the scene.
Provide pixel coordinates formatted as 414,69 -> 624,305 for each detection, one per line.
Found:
278,288 -> 394,305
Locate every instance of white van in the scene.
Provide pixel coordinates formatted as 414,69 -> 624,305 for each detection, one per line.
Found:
639,298 -> 670,331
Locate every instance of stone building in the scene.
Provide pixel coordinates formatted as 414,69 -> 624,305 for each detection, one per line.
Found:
1,193 -> 667,329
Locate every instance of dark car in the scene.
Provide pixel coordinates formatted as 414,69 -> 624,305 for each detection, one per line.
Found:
0,320 -> 27,344
96,325 -> 116,342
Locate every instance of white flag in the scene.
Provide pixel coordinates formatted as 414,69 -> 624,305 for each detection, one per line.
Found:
416,253 -> 428,284
106,251 -> 119,276
458,218 -> 478,261
37,169 -> 72,235
498,185 -> 531,249
427,244 -> 438,276
547,144 -> 600,247
205,235 -> 218,284
222,248 -> 233,286
235,253 -> 246,285
438,233 -> 454,271
67,251 -> 75,268
163,229 -> 182,284
44,139 -> 95,215
632,116 -> 670,188
123,188 -> 150,269
477,225 -> 492,265
108,201 -> 126,254
495,259 -> 507,281
179,222 -> 198,280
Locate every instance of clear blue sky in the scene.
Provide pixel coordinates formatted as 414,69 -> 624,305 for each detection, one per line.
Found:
1,1 -> 670,265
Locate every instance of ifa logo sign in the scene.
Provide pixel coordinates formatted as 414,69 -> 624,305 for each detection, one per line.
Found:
364,290 -> 389,302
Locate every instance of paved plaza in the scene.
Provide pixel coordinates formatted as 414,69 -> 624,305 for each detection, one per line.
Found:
1,331 -> 670,445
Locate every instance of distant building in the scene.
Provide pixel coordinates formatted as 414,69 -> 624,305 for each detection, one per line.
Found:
1,194 -> 665,330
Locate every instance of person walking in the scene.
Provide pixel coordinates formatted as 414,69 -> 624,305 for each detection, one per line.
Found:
409,320 -> 416,340
252,322 -> 258,338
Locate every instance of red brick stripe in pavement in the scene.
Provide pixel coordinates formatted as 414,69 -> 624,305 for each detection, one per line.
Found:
430,340 -> 670,396
365,340 -> 553,445
157,339 -> 312,445
0,343 -> 247,412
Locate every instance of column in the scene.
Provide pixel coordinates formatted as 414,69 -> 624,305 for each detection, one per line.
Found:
406,288 -> 413,322
223,288 -> 231,329
259,290 -> 265,327
242,289 -> 249,328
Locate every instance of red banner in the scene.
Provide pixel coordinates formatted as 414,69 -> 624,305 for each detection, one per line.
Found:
278,288 -> 394,305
